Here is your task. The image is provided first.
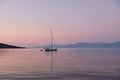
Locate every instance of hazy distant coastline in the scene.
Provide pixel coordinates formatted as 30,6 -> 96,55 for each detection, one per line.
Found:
39,41 -> 120,48
1,41 -> 120,49
0,43 -> 26,49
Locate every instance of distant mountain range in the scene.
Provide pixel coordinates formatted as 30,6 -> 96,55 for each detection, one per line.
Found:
39,41 -> 120,48
0,43 -> 26,49
1,41 -> 120,49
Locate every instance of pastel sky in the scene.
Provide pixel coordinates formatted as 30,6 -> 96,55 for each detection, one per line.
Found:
0,0 -> 120,46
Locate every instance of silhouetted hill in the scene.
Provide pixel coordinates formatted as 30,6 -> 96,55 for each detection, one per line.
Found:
0,43 -> 26,49
39,41 -> 120,48
63,41 -> 120,48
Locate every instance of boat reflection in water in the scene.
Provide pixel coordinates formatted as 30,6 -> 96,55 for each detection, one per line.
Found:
45,51 -> 57,72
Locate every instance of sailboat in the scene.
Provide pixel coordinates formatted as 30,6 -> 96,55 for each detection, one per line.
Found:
44,28 -> 57,52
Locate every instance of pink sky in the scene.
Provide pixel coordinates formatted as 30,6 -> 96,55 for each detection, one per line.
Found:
0,0 -> 120,46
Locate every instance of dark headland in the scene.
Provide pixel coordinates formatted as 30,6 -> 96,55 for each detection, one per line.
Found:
0,43 -> 26,49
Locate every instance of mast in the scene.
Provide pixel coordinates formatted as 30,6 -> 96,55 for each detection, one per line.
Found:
51,28 -> 53,49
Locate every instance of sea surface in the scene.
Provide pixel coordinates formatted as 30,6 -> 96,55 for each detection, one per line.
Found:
0,48 -> 120,80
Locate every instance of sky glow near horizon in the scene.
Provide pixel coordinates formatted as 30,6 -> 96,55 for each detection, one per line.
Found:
0,0 -> 120,46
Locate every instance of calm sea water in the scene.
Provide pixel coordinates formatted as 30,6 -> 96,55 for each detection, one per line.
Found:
0,48 -> 120,80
